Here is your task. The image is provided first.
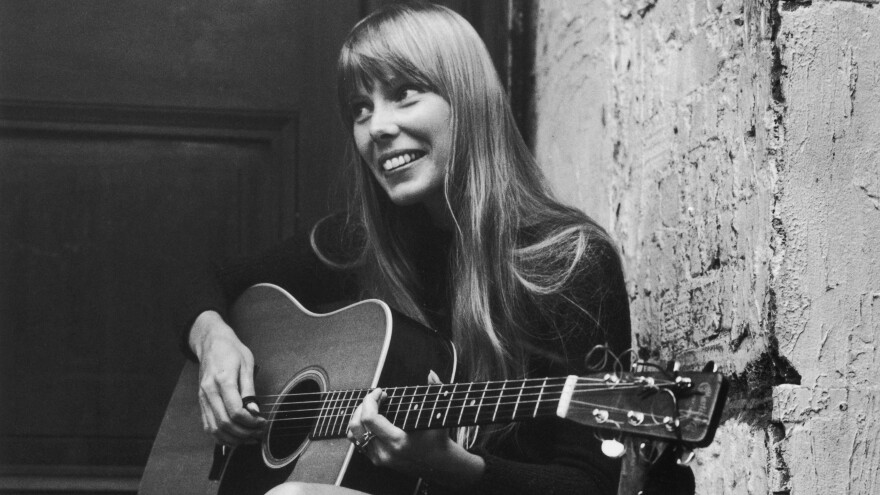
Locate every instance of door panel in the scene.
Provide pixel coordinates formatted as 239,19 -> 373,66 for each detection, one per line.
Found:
0,1 -> 360,489
0,103 -> 295,470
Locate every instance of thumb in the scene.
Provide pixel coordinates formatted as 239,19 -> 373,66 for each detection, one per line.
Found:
427,369 -> 444,385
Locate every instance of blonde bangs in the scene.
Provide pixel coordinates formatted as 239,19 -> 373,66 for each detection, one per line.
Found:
337,8 -> 454,121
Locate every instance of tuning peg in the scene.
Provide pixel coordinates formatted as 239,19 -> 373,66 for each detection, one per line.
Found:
601,439 -> 626,458
676,447 -> 695,465
702,361 -> 718,373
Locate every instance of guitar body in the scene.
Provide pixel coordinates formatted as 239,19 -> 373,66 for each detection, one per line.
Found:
140,284 -> 456,495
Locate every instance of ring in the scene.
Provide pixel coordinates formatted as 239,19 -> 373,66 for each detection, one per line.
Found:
354,431 -> 375,453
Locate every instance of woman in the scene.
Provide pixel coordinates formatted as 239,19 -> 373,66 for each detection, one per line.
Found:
182,3 -> 631,494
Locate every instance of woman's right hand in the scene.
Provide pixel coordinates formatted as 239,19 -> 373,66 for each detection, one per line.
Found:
189,310 -> 266,446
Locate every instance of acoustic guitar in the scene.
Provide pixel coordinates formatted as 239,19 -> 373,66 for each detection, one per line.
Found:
140,284 -> 726,495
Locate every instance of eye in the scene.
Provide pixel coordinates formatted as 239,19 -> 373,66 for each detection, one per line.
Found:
350,100 -> 372,123
395,83 -> 424,102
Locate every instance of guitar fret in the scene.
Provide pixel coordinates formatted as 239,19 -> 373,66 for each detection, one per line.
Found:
345,390 -> 358,434
427,384 -> 443,428
491,380 -> 507,422
534,378 -> 547,418
342,390 -> 356,434
424,384 -> 439,429
321,390 -> 337,437
457,383 -> 473,425
398,386 -> 414,429
413,385 -> 427,429
330,390 -> 350,436
330,391 -> 344,437
319,391 -> 338,437
495,379 -> 526,423
402,385 -> 420,430
512,379 -> 525,420
473,382 -> 489,424
341,390 -> 360,435
392,386 -> 407,426
442,383 -> 457,426
314,391 -> 330,437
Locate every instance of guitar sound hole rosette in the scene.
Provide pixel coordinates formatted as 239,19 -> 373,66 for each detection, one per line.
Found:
262,367 -> 327,468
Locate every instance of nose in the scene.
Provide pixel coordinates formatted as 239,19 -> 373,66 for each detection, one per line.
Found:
368,104 -> 399,142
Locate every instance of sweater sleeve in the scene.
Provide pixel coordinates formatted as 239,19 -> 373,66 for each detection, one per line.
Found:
174,220 -> 358,361
465,234 -> 632,495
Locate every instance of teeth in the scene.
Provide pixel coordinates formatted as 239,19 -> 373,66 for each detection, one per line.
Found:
382,152 -> 420,171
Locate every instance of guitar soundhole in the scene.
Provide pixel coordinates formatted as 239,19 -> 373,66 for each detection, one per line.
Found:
264,370 -> 325,467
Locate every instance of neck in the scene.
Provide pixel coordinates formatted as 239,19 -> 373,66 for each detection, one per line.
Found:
422,193 -> 455,232
311,377 -> 568,439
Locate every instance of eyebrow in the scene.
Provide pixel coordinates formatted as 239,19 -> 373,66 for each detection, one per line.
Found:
346,85 -> 372,103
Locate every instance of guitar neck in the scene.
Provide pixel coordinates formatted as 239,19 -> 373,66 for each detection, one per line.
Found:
311,377 -> 569,439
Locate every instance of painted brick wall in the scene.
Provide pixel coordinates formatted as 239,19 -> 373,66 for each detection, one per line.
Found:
533,1 -> 880,493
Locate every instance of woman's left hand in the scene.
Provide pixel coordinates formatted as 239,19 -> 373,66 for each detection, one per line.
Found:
346,372 -> 485,488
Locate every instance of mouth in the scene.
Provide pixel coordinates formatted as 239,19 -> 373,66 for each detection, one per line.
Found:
379,150 -> 427,172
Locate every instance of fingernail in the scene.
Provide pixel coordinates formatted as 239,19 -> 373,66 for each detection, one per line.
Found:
246,402 -> 260,414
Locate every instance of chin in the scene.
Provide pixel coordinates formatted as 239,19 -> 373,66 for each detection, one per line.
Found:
386,193 -> 426,207
382,183 -> 442,207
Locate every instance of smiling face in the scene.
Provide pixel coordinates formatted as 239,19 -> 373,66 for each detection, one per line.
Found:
350,78 -> 453,210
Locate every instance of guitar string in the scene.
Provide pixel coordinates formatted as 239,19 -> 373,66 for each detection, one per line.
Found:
256,386 -> 570,418
260,388 -> 711,434
254,386 -> 698,431
263,398 -> 711,438
236,376 -> 713,436
253,382 -> 654,416
268,415 -> 711,440
247,375 -> 639,401
265,398 -> 711,432
251,378 -> 679,412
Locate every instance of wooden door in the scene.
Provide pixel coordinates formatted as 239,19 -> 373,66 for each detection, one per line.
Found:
0,1 -> 521,492
0,1 -> 361,491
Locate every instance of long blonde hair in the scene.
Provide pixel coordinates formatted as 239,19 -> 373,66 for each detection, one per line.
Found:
333,2 -> 611,387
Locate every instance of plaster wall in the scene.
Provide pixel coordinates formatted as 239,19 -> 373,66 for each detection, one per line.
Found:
533,0 -> 880,493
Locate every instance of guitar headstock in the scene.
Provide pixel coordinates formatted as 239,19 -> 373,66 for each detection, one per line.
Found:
556,361 -> 728,449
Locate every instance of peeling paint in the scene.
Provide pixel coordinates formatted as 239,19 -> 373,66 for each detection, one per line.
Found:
535,0 -> 880,492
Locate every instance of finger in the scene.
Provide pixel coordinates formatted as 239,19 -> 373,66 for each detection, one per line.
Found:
229,408 -> 265,437
229,398 -> 265,430
205,382 -> 233,426
360,389 -> 398,438
347,403 -> 365,440
206,384 -> 255,442
238,356 -> 259,416
214,369 -> 262,432
360,388 -> 384,417
199,393 -> 215,433
217,370 -> 244,416
201,391 -> 244,446
427,369 -> 443,385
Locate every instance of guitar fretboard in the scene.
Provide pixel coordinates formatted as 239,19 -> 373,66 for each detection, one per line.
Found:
310,377 -> 568,439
